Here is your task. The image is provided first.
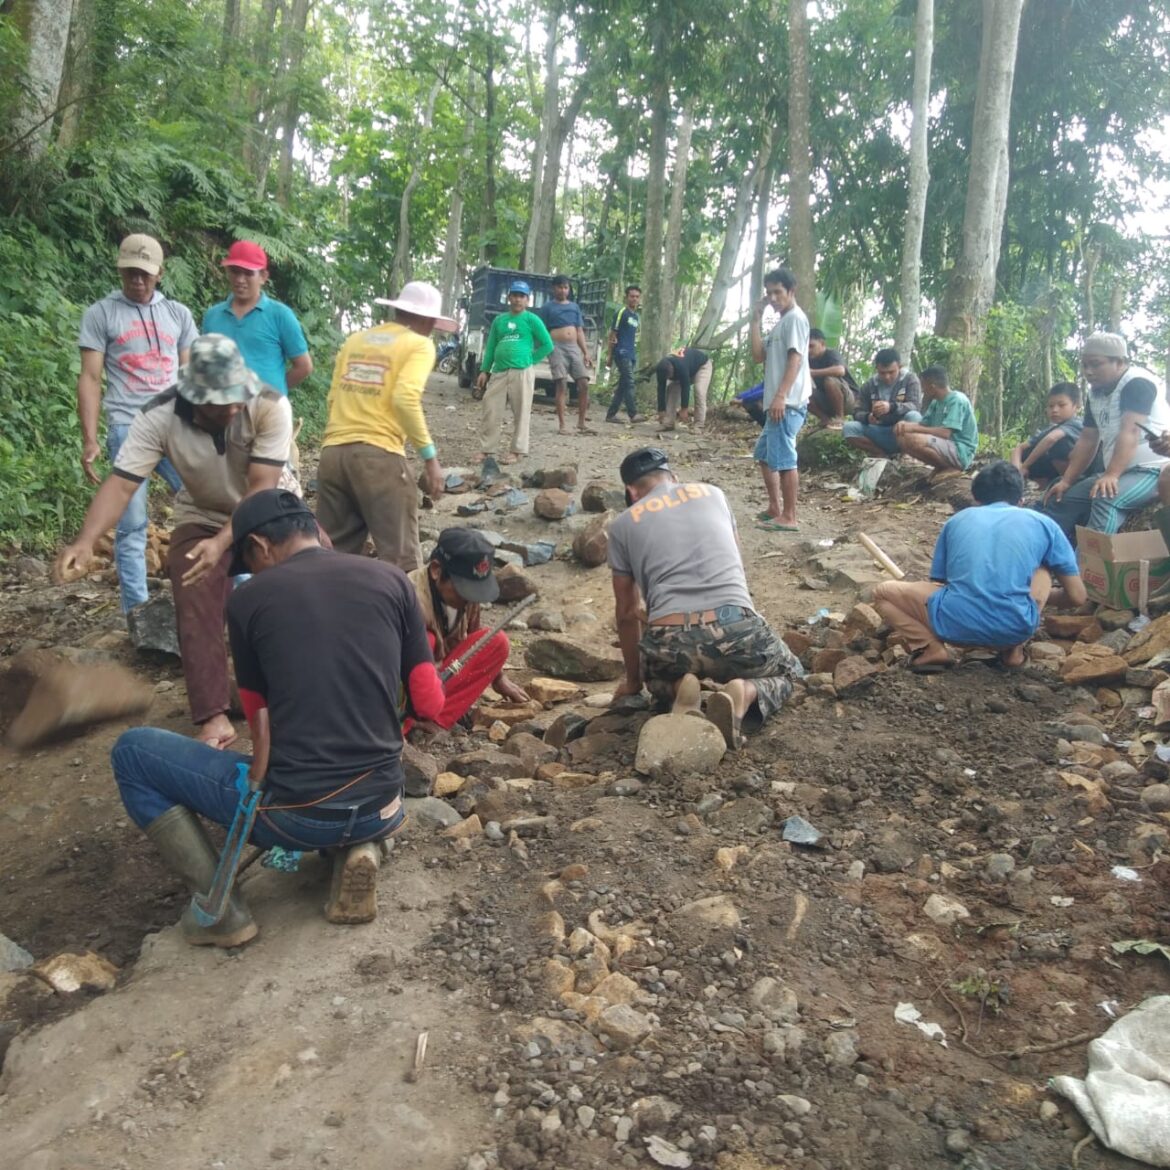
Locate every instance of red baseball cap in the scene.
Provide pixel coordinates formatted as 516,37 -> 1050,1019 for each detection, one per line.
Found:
221,240 -> 268,271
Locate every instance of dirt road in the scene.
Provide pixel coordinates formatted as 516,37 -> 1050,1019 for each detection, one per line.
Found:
1,372 -> 1167,1169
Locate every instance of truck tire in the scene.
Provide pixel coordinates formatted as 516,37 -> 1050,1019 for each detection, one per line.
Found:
458,355 -> 477,389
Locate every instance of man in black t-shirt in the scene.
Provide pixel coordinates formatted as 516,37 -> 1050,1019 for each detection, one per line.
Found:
111,489 -> 445,946
656,346 -> 712,428
807,328 -> 859,428
1042,333 -> 1170,539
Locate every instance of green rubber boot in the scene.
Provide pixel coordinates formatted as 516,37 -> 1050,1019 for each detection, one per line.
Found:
145,806 -> 259,948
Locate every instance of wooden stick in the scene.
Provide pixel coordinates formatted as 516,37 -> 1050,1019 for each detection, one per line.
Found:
785,892 -> 809,941
405,1030 -> 429,1082
858,532 -> 906,579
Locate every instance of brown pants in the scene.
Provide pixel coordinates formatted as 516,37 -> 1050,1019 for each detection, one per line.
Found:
872,570 -> 1051,652
169,523 -> 233,726
316,443 -> 422,571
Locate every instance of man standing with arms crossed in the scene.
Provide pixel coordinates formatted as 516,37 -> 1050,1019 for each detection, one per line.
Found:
540,275 -> 595,436
475,280 -> 554,465
316,281 -> 451,573
78,233 -> 197,614
203,240 -> 313,397
751,267 -> 811,532
605,285 -> 646,424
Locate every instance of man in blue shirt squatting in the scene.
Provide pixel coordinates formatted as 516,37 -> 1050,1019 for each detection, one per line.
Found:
872,461 -> 1087,674
203,240 -> 313,397
608,447 -> 804,748
750,267 -> 812,533
539,274 -> 596,436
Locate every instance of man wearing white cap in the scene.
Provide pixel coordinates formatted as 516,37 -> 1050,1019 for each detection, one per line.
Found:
1043,332 -> 1170,538
317,281 -> 453,572
77,233 -> 197,613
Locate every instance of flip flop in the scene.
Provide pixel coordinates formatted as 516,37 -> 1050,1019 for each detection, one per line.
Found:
756,510 -> 775,522
756,520 -> 799,532
908,648 -> 952,674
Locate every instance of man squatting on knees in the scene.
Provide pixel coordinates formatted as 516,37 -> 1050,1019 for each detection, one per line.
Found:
608,447 -> 804,748
110,490 -> 446,945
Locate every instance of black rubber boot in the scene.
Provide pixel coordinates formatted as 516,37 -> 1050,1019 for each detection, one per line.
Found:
145,806 -> 259,948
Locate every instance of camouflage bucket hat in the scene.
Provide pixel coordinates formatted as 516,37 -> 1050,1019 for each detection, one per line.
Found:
177,334 -> 262,405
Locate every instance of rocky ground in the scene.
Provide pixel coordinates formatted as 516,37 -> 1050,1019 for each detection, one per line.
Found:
1,372 -> 1169,1170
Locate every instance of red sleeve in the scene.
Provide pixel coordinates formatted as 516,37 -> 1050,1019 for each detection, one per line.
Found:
407,662 -> 444,722
239,686 -> 268,724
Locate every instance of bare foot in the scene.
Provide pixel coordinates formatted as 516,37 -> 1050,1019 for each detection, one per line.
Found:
558,427 -> 572,435
671,673 -> 702,716
998,645 -> 1027,669
500,452 -> 520,465
196,712 -> 237,750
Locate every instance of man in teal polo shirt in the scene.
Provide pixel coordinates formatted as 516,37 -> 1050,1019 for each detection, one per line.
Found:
893,364 -> 978,473
202,240 -> 312,396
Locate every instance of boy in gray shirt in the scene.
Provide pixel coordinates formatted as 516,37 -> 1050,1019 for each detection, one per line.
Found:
78,234 -> 198,612
608,447 -> 803,749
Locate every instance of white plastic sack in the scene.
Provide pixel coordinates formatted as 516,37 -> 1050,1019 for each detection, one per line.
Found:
1050,995 -> 1170,1167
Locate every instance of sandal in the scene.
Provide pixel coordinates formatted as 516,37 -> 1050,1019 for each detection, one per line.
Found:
756,519 -> 799,532
908,647 -> 952,675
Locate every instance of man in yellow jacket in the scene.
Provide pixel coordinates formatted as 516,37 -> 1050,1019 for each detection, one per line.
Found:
317,282 -> 455,571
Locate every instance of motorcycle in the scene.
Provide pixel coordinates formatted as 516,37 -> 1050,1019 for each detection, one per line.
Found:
434,337 -> 459,376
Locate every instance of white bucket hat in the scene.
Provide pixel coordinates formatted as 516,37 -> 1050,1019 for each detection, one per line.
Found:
375,281 -> 458,332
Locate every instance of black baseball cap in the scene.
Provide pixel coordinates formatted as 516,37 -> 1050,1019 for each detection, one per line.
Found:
619,447 -> 672,486
228,489 -> 316,576
431,527 -> 500,603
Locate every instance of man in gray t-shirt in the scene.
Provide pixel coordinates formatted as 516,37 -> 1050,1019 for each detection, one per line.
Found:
77,234 -> 198,613
608,447 -> 803,748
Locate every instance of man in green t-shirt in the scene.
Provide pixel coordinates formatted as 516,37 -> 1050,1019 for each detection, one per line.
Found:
893,365 -> 978,474
475,280 -> 554,465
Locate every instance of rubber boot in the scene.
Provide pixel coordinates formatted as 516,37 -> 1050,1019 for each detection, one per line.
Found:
324,842 -> 380,925
144,806 -> 259,948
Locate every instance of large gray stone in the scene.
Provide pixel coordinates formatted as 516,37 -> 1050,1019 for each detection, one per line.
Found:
572,512 -> 615,568
445,748 -> 531,782
127,594 -> 180,657
525,635 -> 624,682
635,713 -> 726,776
582,482 -> 627,513
0,933 -> 34,973
407,797 -> 462,829
402,742 -> 438,798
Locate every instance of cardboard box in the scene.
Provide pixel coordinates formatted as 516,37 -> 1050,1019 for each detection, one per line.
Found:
1076,526 -> 1170,610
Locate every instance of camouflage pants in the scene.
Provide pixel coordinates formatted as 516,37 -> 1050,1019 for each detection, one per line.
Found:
639,610 -> 804,726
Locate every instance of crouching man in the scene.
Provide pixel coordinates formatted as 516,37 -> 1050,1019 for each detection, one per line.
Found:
407,528 -> 529,739
873,462 -> 1086,673
110,489 -> 445,945
608,447 -> 803,746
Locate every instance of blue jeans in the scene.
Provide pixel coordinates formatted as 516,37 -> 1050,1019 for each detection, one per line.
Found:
107,424 -> 183,614
753,406 -> 808,472
842,411 -> 923,455
112,728 -> 403,849
607,356 -> 638,419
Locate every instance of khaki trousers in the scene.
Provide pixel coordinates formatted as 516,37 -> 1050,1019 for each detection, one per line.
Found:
665,360 -> 714,426
316,443 -> 422,571
478,366 -> 535,455
872,570 -> 1051,652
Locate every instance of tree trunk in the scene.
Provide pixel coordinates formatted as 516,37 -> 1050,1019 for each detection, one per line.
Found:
693,139 -> 774,347
894,0 -> 934,361
387,80 -> 440,293
935,0 -> 1025,397
751,156 -> 775,300
787,0 -> 815,315
7,0 -> 77,157
638,15 -> 671,366
244,0 -> 281,177
440,96 -> 476,316
523,2 -> 558,270
275,0 -> 312,206
220,0 -> 242,69
659,103 -> 694,346
480,37 -> 498,264
1107,283 -> 1124,333
55,0 -> 93,149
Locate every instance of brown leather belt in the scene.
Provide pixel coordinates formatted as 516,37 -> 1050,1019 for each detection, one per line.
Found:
649,605 -> 747,628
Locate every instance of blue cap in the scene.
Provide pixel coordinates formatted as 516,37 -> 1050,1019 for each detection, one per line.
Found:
508,280 -> 531,296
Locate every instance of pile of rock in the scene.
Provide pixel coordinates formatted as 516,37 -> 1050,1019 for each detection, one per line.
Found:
782,602 -> 892,699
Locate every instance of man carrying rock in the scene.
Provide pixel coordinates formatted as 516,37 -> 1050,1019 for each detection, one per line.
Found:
1043,332 -> 1170,538
873,462 -> 1086,672
406,528 -> 528,736
78,233 -> 197,614
54,334 -> 295,750
608,447 -> 803,747
539,275 -> 595,436
316,281 -> 451,572
475,280 -> 554,465
654,345 -> 712,429
109,488 -> 446,944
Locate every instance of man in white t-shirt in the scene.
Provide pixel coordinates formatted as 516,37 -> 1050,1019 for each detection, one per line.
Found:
749,267 -> 811,532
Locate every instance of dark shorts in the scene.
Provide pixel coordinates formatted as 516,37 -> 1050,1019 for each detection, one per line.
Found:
639,610 -> 804,726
